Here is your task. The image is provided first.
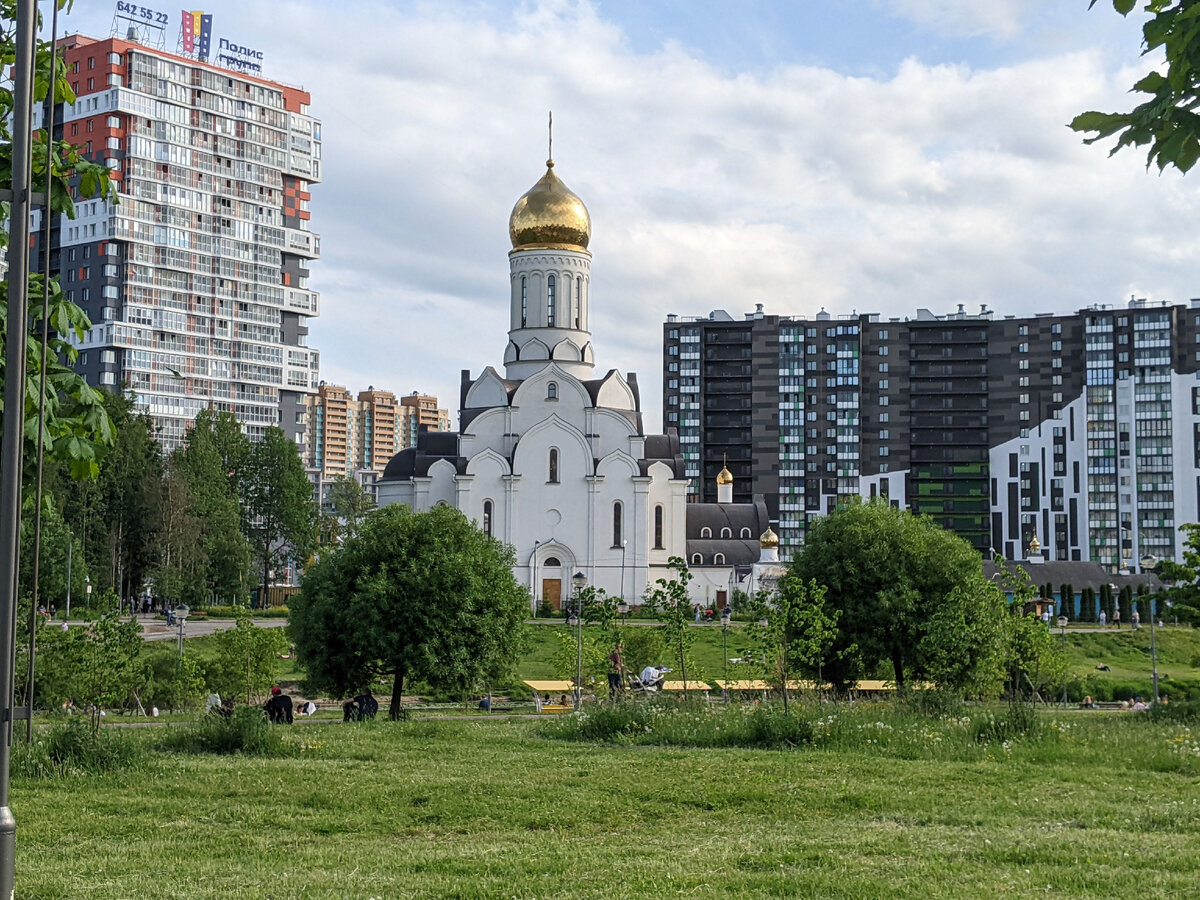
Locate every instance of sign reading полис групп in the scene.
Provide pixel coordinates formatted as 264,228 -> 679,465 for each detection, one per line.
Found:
215,38 -> 264,75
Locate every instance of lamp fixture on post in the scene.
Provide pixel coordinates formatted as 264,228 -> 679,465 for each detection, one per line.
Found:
721,605 -> 731,701
571,571 -> 586,710
1149,595 -> 1160,704
617,602 -> 628,628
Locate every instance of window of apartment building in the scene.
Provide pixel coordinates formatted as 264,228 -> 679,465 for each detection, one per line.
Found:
879,363 -> 888,373
879,330 -> 889,340
667,362 -> 678,372
879,429 -> 889,439
1052,358 -> 1062,369
879,379 -> 888,390
1018,376 -> 1029,386
1018,324 -> 1028,336
108,52 -> 121,65
1118,316 -> 1128,326
1052,375 -> 1062,385
1018,343 -> 1028,353
880,447 -> 890,456
879,396 -> 889,405
1052,392 -> 1063,403
1019,393 -> 1029,404
879,412 -> 889,423
806,411 -> 816,421
86,78 -> 93,90
70,123 -> 77,137
106,137 -> 120,151
806,328 -> 816,337
1019,360 -> 1029,370
546,275 -> 556,325
668,345 -> 678,356
1051,340 -> 1062,351
878,346 -> 889,356
669,329 -> 678,339
1020,410 -> 1030,421
108,74 -> 122,87
1052,323 -> 1061,334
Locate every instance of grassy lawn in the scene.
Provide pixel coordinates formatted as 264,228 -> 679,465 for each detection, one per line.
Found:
14,708 -> 1200,898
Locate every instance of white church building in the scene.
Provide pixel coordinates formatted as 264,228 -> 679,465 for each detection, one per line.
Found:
377,152 -> 777,609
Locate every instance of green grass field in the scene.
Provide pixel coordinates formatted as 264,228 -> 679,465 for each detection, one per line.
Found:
13,705 -> 1200,899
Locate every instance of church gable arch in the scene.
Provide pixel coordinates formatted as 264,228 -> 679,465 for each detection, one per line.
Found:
595,369 -> 635,410
519,337 -> 551,361
511,415 -> 593,479
551,338 -> 583,362
464,366 -> 510,409
596,449 -> 639,480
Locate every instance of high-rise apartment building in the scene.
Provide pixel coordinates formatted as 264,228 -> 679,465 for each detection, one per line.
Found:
36,33 -> 321,451
305,385 -> 449,484
664,299 -> 1200,570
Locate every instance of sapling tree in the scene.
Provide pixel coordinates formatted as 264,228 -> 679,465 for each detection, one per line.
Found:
645,557 -> 699,698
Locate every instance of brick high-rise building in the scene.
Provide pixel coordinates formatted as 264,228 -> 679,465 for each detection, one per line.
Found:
36,32 -> 322,451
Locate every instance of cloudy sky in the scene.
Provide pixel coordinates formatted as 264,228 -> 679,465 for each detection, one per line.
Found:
62,1 -> 1189,428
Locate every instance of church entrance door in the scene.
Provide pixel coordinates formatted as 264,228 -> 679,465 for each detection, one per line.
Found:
542,578 -> 562,610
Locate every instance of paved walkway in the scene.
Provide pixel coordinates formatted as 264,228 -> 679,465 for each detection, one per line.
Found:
53,615 -> 288,641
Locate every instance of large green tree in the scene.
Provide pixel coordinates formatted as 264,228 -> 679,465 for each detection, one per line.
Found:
243,427 -> 317,605
291,504 -> 529,719
1157,522 -> 1200,623
1073,1 -> 1200,173
789,499 -> 988,689
326,474 -> 374,541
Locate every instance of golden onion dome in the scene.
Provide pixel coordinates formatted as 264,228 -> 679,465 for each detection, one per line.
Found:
1029,533 -> 1041,554
760,526 -> 779,549
716,464 -> 733,486
509,159 -> 591,252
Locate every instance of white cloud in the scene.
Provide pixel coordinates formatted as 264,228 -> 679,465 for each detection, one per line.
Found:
63,1 -> 1197,431
875,0 -> 1044,40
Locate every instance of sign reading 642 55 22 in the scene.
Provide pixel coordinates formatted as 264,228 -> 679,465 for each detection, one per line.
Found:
115,2 -> 169,26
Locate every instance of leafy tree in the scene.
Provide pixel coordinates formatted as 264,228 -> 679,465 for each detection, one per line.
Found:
789,499 -> 985,689
146,462 -> 207,606
243,427 -> 317,606
644,557 -> 699,697
0,0 -> 117,484
1073,1 -> 1200,173
291,504 -> 529,719
29,613 -> 143,732
917,575 -> 1007,698
990,563 -> 1068,701
207,608 -> 288,704
326,474 -> 374,540
171,410 -> 252,604
757,578 -> 842,713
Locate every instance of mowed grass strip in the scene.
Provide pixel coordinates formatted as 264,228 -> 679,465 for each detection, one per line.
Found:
12,710 -> 1200,899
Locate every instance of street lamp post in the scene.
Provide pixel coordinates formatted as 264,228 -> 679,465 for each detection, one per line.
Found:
571,571 -> 586,710
531,540 -> 540,618
620,539 -> 627,607
1149,596 -> 1160,703
1057,615 -> 1069,707
617,602 -> 628,628
721,606 -> 731,701
64,538 -> 72,620
176,604 -> 190,670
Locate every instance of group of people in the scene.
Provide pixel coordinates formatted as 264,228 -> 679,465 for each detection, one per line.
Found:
341,690 -> 379,722
602,641 -> 673,696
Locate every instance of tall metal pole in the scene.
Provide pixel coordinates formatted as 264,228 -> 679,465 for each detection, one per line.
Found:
574,590 -> 582,711
1149,596 -> 1160,703
0,2 -> 42,892
64,539 -> 71,620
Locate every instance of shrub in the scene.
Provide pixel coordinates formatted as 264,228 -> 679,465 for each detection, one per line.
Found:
742,705 -> 813,748
972,701 -> 1044,744
12,719 -> 142,778
1147,700 -> 1200,723
157,706 -> 299,757
898,688 -> 966,718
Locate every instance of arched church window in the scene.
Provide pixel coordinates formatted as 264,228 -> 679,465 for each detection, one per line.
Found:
544,557 -> 561,567
548,448 -> 559,483
547,381 -> 558,400
654,504 -> 664,550
714,553 -> 725,565
575,276 -> 582,328
721,527 -> 732,539
521,277 -> 528,327
482,500 -> 493,538
691,553 -> 703,566
612,501 -> 623,547
741,527 -> 752,539
700,526 -> 712,538
547,275 -> 556,326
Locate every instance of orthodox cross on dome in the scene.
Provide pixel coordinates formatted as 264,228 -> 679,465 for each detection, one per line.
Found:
548,110 -> 553,168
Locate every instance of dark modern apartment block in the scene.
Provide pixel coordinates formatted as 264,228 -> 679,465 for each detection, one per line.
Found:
664,299 -> 1200,570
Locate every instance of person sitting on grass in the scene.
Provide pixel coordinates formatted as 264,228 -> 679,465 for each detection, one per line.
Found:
264,686 -> 293,724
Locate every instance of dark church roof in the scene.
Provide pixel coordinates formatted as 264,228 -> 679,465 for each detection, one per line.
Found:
640,430 -> 686,479
983,559 -> 1165,593
379,431 -> 464,480
685,495 -> 771,567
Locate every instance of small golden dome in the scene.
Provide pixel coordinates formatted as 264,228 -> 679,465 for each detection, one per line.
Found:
509,160 -> 591,252
1028,533 -> 1041,554
716,464 -> 733,486
760,526 -> 779,549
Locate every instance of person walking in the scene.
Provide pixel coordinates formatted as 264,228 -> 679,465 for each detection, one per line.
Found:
1113,607 -> 1121,629
1099,610 -> 1107,627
